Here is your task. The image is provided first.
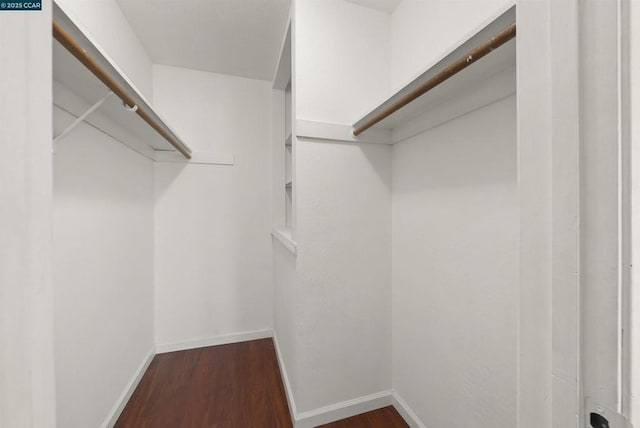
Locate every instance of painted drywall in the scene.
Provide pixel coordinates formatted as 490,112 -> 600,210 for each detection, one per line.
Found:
0,6 -> 56,426
392,96 -> 517,427
116,0 -> 291,81
632,0 -> 640,423
344,0 -> 402,14
272,76 -> 300,415
390,0 -> 513,92
294,139 -> 392,413
53,106 -> 155,428
547,1 -> 580,426
153,65 -> 273,348
295,0 -> 390,124
515,1 -> 553,424
271,0 -> 393,418
580,0 -> 626,419
55,0 -> 155,100
273,241 -> 300,412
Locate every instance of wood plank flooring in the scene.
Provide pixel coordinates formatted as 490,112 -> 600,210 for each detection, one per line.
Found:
317,406 -> 409,428
115,339 -> 292,427
115,338 -> 408,427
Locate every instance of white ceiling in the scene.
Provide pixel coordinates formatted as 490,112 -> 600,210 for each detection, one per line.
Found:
116,0 -> 291,81
344,0 -> 402,13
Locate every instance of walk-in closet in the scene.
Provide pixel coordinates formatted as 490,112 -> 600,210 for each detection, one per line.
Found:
1,0 -> 636,427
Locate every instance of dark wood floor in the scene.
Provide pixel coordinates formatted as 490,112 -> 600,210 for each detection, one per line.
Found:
115,339 -> 292,427
318,406 -> 408,428
115,338 -> 407,427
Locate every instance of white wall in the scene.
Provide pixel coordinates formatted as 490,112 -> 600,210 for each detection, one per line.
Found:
579,0 -> 626,420
295,0 -> 390,124
294,140 -> 392,413
548,1 -> 580,426
50,3 -> 158,426
273,241 -> 299,411
53,107 -> 155,428
390,0 -> 512,92
392,97 -> 517,427
153,66 -> 274,348
55,0 -> 155,100
272,0 -> 393,418
632,0 -> 640,423
0,6 -> 56,426
272,76 -> 300,413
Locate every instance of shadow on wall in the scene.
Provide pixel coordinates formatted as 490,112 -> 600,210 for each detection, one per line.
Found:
154,161 -> 200,200
392,96 -> 517,194
152,132 -> 274,344
391,95 -> 518,428
53,106 -> 156,428
296,137 -> 392,192
290,137 -> 392,412
150,65 -> 275,347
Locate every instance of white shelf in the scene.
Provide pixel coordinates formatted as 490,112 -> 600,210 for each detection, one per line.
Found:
52,2 -> 192,161
296,119 -> 391,145
352,4 -> 516,144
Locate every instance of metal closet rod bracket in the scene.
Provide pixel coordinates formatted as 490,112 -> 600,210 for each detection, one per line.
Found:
53,91 -> 114,144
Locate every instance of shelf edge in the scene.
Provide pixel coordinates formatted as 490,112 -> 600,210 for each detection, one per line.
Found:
297,120 -> 391,145
154,151 -> 234,165
353,3 -> 516,133
391,66 -> 516,144
53,1 -> 193,159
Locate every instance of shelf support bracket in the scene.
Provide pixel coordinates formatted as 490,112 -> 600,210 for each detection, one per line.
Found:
53,91 -> 113,144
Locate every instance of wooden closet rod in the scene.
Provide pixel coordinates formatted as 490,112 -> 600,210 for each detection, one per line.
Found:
353,23 -> 517,136
52,20 -> 192,160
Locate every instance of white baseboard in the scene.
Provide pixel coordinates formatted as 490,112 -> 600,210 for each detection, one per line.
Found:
155,328 -> 273,354
273,331 -> 395,427
101,345 -> 156,428
295,390 -> 393,428
134,332 -> 421,428
272,332 -> 298,425
391,391 -> 428,428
